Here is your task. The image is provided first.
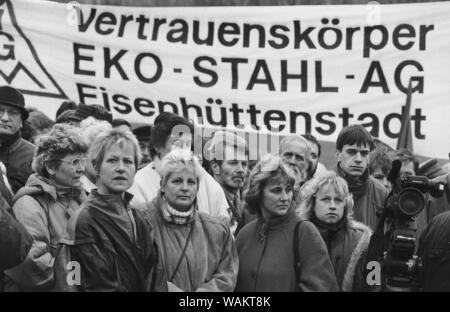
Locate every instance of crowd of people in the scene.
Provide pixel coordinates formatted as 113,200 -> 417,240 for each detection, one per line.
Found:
1,85 -> 450,292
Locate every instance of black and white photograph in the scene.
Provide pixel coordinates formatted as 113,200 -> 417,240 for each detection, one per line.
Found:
0,0 -> 450,306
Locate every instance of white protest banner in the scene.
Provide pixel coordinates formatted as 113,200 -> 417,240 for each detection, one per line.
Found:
1,0 -> 449,158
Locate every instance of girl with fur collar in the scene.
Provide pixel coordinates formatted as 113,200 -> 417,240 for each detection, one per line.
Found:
299,171 -> 372,292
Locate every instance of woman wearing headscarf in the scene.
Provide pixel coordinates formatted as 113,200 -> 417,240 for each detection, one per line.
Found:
299,171 -> 372,291
143,149 -> 238,292
64,128 -> 166,292
235,154 -> 338,292
4,124 -> 87,291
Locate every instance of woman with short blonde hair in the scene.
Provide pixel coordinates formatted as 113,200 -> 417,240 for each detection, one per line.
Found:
143,148 -> 238,292
63,128 -> 166,292
299,171 -> 372,291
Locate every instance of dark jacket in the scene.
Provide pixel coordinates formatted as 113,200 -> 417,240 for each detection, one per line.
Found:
336,166 -> 388,230
65,190 -> 167,292
4,174 -> 85,291
0,134 -> 36,194
312,219 -> 372,291
235,207 -> 338,292
0,202 -> 33,291
417,210 -> 450,291
416,173 -> 450,236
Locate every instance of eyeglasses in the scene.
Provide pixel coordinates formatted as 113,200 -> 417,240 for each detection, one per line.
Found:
60,157 -> 87,168
0,107 -> 21,117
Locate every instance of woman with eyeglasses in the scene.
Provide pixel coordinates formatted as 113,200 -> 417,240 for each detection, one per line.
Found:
4,124 -> 88,291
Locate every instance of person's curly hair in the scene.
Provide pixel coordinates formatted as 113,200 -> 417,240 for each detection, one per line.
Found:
32,124 -> 88,178
244,154 -> 297,215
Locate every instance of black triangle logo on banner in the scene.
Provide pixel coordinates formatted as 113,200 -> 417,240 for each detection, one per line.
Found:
0,0 -> 67,99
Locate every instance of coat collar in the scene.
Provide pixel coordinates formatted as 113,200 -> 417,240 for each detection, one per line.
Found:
257,205 -> 297,238
335,164 -> 370,200
13,173 -> 85,204
0,131 -> 22,151
89,189 -> 134,214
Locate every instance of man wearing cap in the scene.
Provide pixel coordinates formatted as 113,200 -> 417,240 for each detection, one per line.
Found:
55,109 -> 82,126
74,103 -> 113,123
0,86 -> 36,195
208,131 -> 255,235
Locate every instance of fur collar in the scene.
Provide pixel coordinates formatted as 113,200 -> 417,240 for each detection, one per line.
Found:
341,221 -> 372,291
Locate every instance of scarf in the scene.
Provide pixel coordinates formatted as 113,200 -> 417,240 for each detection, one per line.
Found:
44,176 -> 87,205
335,164 -> 369,201
161,197 -> 195,225
0,130 -> 21,150
311,214 -> 346,247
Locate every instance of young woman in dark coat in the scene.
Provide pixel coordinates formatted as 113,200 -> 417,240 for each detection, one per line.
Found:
235,154 -> 338,292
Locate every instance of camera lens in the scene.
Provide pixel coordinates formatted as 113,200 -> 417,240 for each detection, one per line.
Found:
398,188 -> 426,217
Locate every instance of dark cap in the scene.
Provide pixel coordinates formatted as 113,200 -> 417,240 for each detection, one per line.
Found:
0,86 -> 29,120
132,125 -> 152,141
55,109 -> 82,124
74,103 -> 112,123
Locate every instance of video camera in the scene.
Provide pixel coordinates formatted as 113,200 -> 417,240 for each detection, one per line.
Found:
369,159 -> 445,291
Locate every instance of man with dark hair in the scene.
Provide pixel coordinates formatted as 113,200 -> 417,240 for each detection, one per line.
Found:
208,131 -> 255,235
369,146 -> 393,190
392,148 -> 419,178
0,86 -> 36,196
335,124 -> 388,230
132,125 -> 152,169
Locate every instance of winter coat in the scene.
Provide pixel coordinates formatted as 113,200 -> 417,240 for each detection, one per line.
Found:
416,173 -> 450,236
417,210 -> 450,291
235,208 -> 339,292
0,202 -> 33,291
336,167 -> 388,230
3,174 -> 86,291
0,134 -> 36,194
128,160 -> 231,226
143,193 -> 239,292
65,190 -> 167,292
312,219 -> 372,291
